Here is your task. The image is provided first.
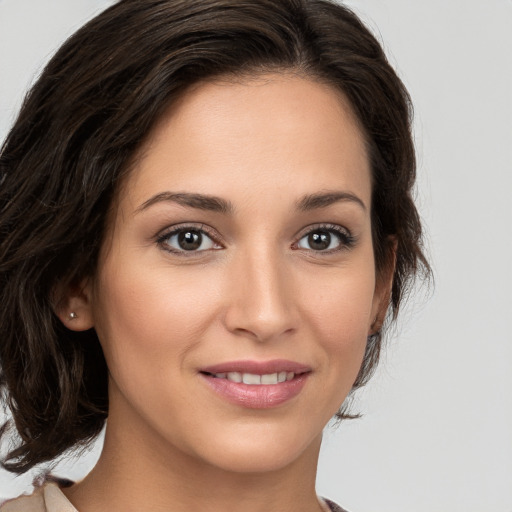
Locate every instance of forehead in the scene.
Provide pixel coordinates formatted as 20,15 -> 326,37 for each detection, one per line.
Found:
121,73 -> 371,213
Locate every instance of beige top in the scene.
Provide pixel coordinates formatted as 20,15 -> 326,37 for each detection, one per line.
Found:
1,484 -> 340,512
0,484 -> 77,512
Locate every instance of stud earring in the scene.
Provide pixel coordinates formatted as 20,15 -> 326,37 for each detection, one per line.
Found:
69,312 -> 78,320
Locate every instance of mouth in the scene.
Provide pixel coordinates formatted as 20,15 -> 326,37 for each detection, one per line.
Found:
199,360 -> 311,408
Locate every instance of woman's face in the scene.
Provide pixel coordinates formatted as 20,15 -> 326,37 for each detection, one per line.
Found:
84,74 -> 388,474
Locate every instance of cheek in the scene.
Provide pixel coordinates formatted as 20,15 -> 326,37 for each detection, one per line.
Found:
91,257 -> 222,381
300,265 -> 376,370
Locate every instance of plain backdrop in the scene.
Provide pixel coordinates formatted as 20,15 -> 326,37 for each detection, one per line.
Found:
1,1 -> 511,511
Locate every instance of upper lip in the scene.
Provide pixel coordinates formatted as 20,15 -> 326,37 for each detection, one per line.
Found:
200,359 -> 311,375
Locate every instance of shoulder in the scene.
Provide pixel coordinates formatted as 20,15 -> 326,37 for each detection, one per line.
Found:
324,498 -> 351,512
0,487 -> 46,512
0,483 -> 76,512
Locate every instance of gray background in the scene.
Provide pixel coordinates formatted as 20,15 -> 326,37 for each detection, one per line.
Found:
1,1 -> 511,510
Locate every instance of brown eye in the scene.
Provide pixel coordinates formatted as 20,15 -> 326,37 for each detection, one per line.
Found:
178,230 -> 202,250
161,228 -> 218,253
307,231 -> 331,250
296,226 -> 353,252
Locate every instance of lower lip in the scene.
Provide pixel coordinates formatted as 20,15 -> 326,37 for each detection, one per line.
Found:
200,373 -> 309,409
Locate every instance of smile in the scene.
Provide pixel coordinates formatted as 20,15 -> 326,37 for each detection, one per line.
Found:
199,360 -> 311,408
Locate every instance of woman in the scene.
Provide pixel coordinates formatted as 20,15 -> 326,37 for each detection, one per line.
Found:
0,0 -> 429,510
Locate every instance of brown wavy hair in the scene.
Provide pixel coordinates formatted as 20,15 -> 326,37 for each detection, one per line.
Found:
0,0 -> 430,474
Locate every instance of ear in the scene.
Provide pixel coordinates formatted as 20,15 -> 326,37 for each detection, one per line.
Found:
369,237 -> 397,336
52,278 -> 95,332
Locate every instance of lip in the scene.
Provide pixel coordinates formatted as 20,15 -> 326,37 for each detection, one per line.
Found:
199,359 -> 311,409
200,359 -> 311,375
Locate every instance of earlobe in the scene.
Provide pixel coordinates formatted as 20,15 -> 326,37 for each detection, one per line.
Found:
53,278 -> 95,332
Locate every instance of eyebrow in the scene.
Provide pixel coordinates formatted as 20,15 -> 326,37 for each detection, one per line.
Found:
295,191 -> 367,212
136,189 -> 366,215
135,192 -> 234,214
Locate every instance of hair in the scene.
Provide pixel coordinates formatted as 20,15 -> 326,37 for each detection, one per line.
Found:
0,0 -> 430,474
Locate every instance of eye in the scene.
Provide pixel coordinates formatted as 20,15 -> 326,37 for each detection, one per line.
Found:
296,226 -> 354,252
158,226 -> 221,254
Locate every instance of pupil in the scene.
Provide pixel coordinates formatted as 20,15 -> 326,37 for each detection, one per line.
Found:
308,231 -> 330,250
178,230 -> 201,250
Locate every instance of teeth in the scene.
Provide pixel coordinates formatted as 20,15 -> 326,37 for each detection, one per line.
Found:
216,371 -> 296,385
243,373 -> 261,385
227,372 -> 242,383
261,373 -> 278,385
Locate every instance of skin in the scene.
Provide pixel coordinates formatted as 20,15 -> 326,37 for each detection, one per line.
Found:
59,74 -> 392,512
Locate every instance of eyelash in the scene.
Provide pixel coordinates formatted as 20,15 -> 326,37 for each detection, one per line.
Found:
155,223 -> 356,257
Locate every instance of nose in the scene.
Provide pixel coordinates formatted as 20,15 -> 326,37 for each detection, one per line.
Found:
223,247 -> 298,342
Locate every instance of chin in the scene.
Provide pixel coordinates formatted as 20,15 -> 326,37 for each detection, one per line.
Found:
187,425 -> 322,475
